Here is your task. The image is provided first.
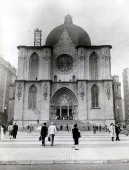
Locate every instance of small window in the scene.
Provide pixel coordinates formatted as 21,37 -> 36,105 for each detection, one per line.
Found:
28,85 -> 37,109
29,53 -> 39,80
89,52 -> 98,80
91,84 -> 99,108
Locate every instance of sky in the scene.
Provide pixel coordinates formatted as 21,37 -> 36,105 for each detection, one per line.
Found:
0,0 -> 129,82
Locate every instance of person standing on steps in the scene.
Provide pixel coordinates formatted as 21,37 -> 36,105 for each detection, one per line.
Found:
115,123 -> 121,141
12,123 -> 18,139
40,122 -> 48,146
72,124 -> 81,150
8,123 -> 13,140
0,124 -> 4,140
66,124 -> 69,132
48,122 -> 57,146
109,123 -> 115,141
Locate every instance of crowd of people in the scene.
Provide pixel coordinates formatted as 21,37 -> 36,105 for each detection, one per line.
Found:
0,121 -> 122,150
40,122 -> 81,150
39,121 -> 122,150
109,122 -> 121,141
0,123 -> 18,140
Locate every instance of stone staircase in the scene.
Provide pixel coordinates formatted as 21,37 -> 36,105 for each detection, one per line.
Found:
46,120 -> 96,131
23,120 -> 106,132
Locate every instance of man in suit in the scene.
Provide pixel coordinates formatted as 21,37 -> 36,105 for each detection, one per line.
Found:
40,123 -> 48,146
115,123 -> 121,141
13,123 -> 18,139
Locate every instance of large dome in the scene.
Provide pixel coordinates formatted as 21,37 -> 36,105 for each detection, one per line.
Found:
46,15 -> 91,47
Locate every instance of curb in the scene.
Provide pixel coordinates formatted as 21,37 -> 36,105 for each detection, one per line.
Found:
0,159 -> 129,165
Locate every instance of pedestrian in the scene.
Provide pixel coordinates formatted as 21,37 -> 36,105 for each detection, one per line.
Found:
30,124 -> 33,132
60,125 -> 63,131
27,125 -> 30,133
12,123 -> 18,139
48,122 -> 57,146
87,125 -> 90,131
8,124 -> 13,140
104,125 -> 108,132
93,125 -> 96,134
115,123 -> 121,141
0,124 -> 4,140
66,124 -> 69,132
40,123 -> 48,146
99,125 -> 102,132
72,124 -> 81,150
109,123 -> 115,141
96,125 -> 98,131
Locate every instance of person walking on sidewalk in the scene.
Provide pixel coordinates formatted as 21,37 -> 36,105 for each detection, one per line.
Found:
48,122 -> 56,146
109,123 -> 115,141
115,123 -> 121,141
72,124 -> 81,150
40,123 -> 48,146
8,124 -> 13,140
0,124 -> 4,141
12,123 -> 18,139
66,124 -> 69,132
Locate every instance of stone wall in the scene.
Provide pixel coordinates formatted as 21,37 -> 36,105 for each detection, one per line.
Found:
14,80 -> 50,126
77,46 -> 111,80
17,47 -> 51,80
86,81 -> 114,120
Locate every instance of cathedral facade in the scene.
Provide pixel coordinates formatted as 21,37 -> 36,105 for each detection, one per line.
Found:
14,15 -> 114,127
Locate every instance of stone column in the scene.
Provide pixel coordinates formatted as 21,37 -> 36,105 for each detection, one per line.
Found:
60,106 -> 62,119
68,106 -> 69,120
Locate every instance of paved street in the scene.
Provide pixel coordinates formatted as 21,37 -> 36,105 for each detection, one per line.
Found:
0,131 -> 129,164
1,163 -> 129,170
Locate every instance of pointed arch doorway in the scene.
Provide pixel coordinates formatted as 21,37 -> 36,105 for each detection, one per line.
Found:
50,88 -> 78,120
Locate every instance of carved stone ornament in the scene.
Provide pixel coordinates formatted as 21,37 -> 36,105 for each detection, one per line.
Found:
79,82 -> 85,100
43,83 -> 48,100
105,83 -> 111,100
43,49 -> 51,61
17,83 -> 22,100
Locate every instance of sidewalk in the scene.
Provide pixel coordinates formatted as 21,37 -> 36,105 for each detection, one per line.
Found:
0,132 -> 129,164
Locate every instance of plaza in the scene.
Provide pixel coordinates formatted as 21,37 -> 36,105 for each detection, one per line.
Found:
0,130 -> 129,164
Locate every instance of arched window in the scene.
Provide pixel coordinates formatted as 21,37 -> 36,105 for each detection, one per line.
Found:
91,84 -> 99,107
28,85 -> 37,109
54,75 -> 57,82
29,53 -> 39,80
89,52 -> 98,80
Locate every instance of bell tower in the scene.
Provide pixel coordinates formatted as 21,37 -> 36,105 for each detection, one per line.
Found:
34,28 -> 42,46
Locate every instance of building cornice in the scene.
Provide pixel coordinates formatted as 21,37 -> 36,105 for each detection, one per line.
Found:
17,45 -> 53,50
76,45 -> 112,49
15,79 -> 113,83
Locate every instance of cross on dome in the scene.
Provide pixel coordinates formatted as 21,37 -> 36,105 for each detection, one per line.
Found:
64,15 -> 73,25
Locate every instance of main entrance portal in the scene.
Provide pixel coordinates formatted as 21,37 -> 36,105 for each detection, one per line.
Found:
50,88 -> 78,120
55,106 -> 74,120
